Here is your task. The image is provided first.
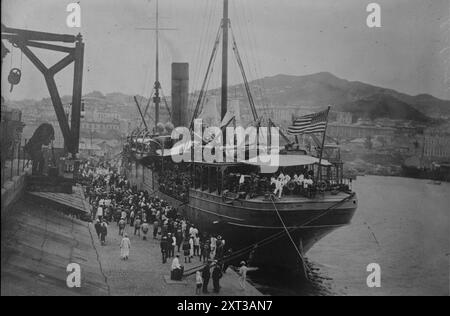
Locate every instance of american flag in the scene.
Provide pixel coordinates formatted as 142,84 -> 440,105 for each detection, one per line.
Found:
287,108 -> 330,135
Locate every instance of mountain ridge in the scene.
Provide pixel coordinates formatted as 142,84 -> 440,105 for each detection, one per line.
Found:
240,72 -> 449,120
5,72 -> 449,124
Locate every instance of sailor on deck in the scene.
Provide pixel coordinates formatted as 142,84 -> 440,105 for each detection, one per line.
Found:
238,174 -> 246,191
283,173 -> 291,194
273,172 -> 289,198
304,176 -> 314,197
294,173 -> 304,185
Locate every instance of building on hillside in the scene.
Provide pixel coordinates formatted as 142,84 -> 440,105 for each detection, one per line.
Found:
423,134 -> 450,159
89,110 -> 121,122
327,123 -> 395,139
334,112 -> 353,125
80,120 -> 121,133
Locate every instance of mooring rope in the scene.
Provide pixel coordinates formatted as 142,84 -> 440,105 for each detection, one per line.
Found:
270,196 -> 311,280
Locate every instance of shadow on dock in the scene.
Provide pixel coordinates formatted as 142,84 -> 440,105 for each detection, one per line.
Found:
1,196 -> 262,296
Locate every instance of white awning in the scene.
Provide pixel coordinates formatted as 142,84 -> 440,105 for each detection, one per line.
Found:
244,154 -> 332,167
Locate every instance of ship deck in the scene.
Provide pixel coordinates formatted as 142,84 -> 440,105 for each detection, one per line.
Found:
245,191 -> 354,204
189,188 -> 357,206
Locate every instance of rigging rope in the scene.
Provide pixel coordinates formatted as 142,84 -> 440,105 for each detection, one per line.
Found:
160,87 -> 172,120
239,2 -> 271,122
243,3 -> 271,122
199,34 -> 220,121
189,0 -> 216,113
189,24 -> 222,128
230,24 -> 258,122
270,196 -> 311,279
232,1 -> 271,124
139,89 -> 156,130
189,0 -> 208,110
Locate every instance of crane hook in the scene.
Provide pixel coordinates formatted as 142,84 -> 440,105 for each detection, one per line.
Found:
8,68 -> 21,92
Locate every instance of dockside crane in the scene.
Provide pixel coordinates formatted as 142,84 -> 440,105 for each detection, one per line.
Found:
1,24 -> 85,158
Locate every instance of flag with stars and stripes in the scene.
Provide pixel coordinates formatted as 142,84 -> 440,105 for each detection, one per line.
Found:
287,108 -> 330,135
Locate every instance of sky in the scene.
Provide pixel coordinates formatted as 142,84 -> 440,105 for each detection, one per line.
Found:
1,0 -> 449,101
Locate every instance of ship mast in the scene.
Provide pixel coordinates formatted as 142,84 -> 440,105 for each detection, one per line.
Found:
154,0 -> 161,126
189,0 -> 261,130
221,0 -> 229,121
136,0 -> 176,131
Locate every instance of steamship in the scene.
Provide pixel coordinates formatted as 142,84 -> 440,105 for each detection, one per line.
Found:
123,0 -> 358,275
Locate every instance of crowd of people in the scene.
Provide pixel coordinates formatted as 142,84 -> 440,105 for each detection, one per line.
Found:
158,166 -> 190,203
80,161 -> 239,294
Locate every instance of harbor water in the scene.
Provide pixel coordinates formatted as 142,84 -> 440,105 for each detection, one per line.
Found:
250,176 -> 450,296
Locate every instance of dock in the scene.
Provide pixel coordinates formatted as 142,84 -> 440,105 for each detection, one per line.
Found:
27,185 -> 91,216
1,196 -> 262,296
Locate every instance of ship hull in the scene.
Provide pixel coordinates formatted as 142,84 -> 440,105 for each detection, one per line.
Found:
125,162 -> 357,274
184,190 -> 357,273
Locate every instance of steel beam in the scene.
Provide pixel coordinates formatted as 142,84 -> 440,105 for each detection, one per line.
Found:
1,24 -> 76,43
49,53 -> 74,75
70,37 -> 84,155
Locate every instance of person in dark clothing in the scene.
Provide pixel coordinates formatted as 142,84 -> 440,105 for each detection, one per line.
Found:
212,263 -> 223,293
114,210 -> 121,225
216,237 -> 224,259
201,264 -> 211,294
199,240 -> 208,263
175,228 -> 183,252
134,217 -> 142,236
182,239 -> 191,263
222,248 -> 233,273
160,235 -> 169,263
153,220 -> 159,239
199,240 -> 205,262
118,218 -> 126,236
94,220 -> 102,240
100,221 -> 108,246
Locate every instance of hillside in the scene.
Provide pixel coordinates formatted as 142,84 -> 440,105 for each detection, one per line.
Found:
5,72 -> 450,124
237,72 -> 450,121
334,93 -> 431,123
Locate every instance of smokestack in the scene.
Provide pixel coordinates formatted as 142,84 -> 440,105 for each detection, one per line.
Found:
171,63 -> 189,128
